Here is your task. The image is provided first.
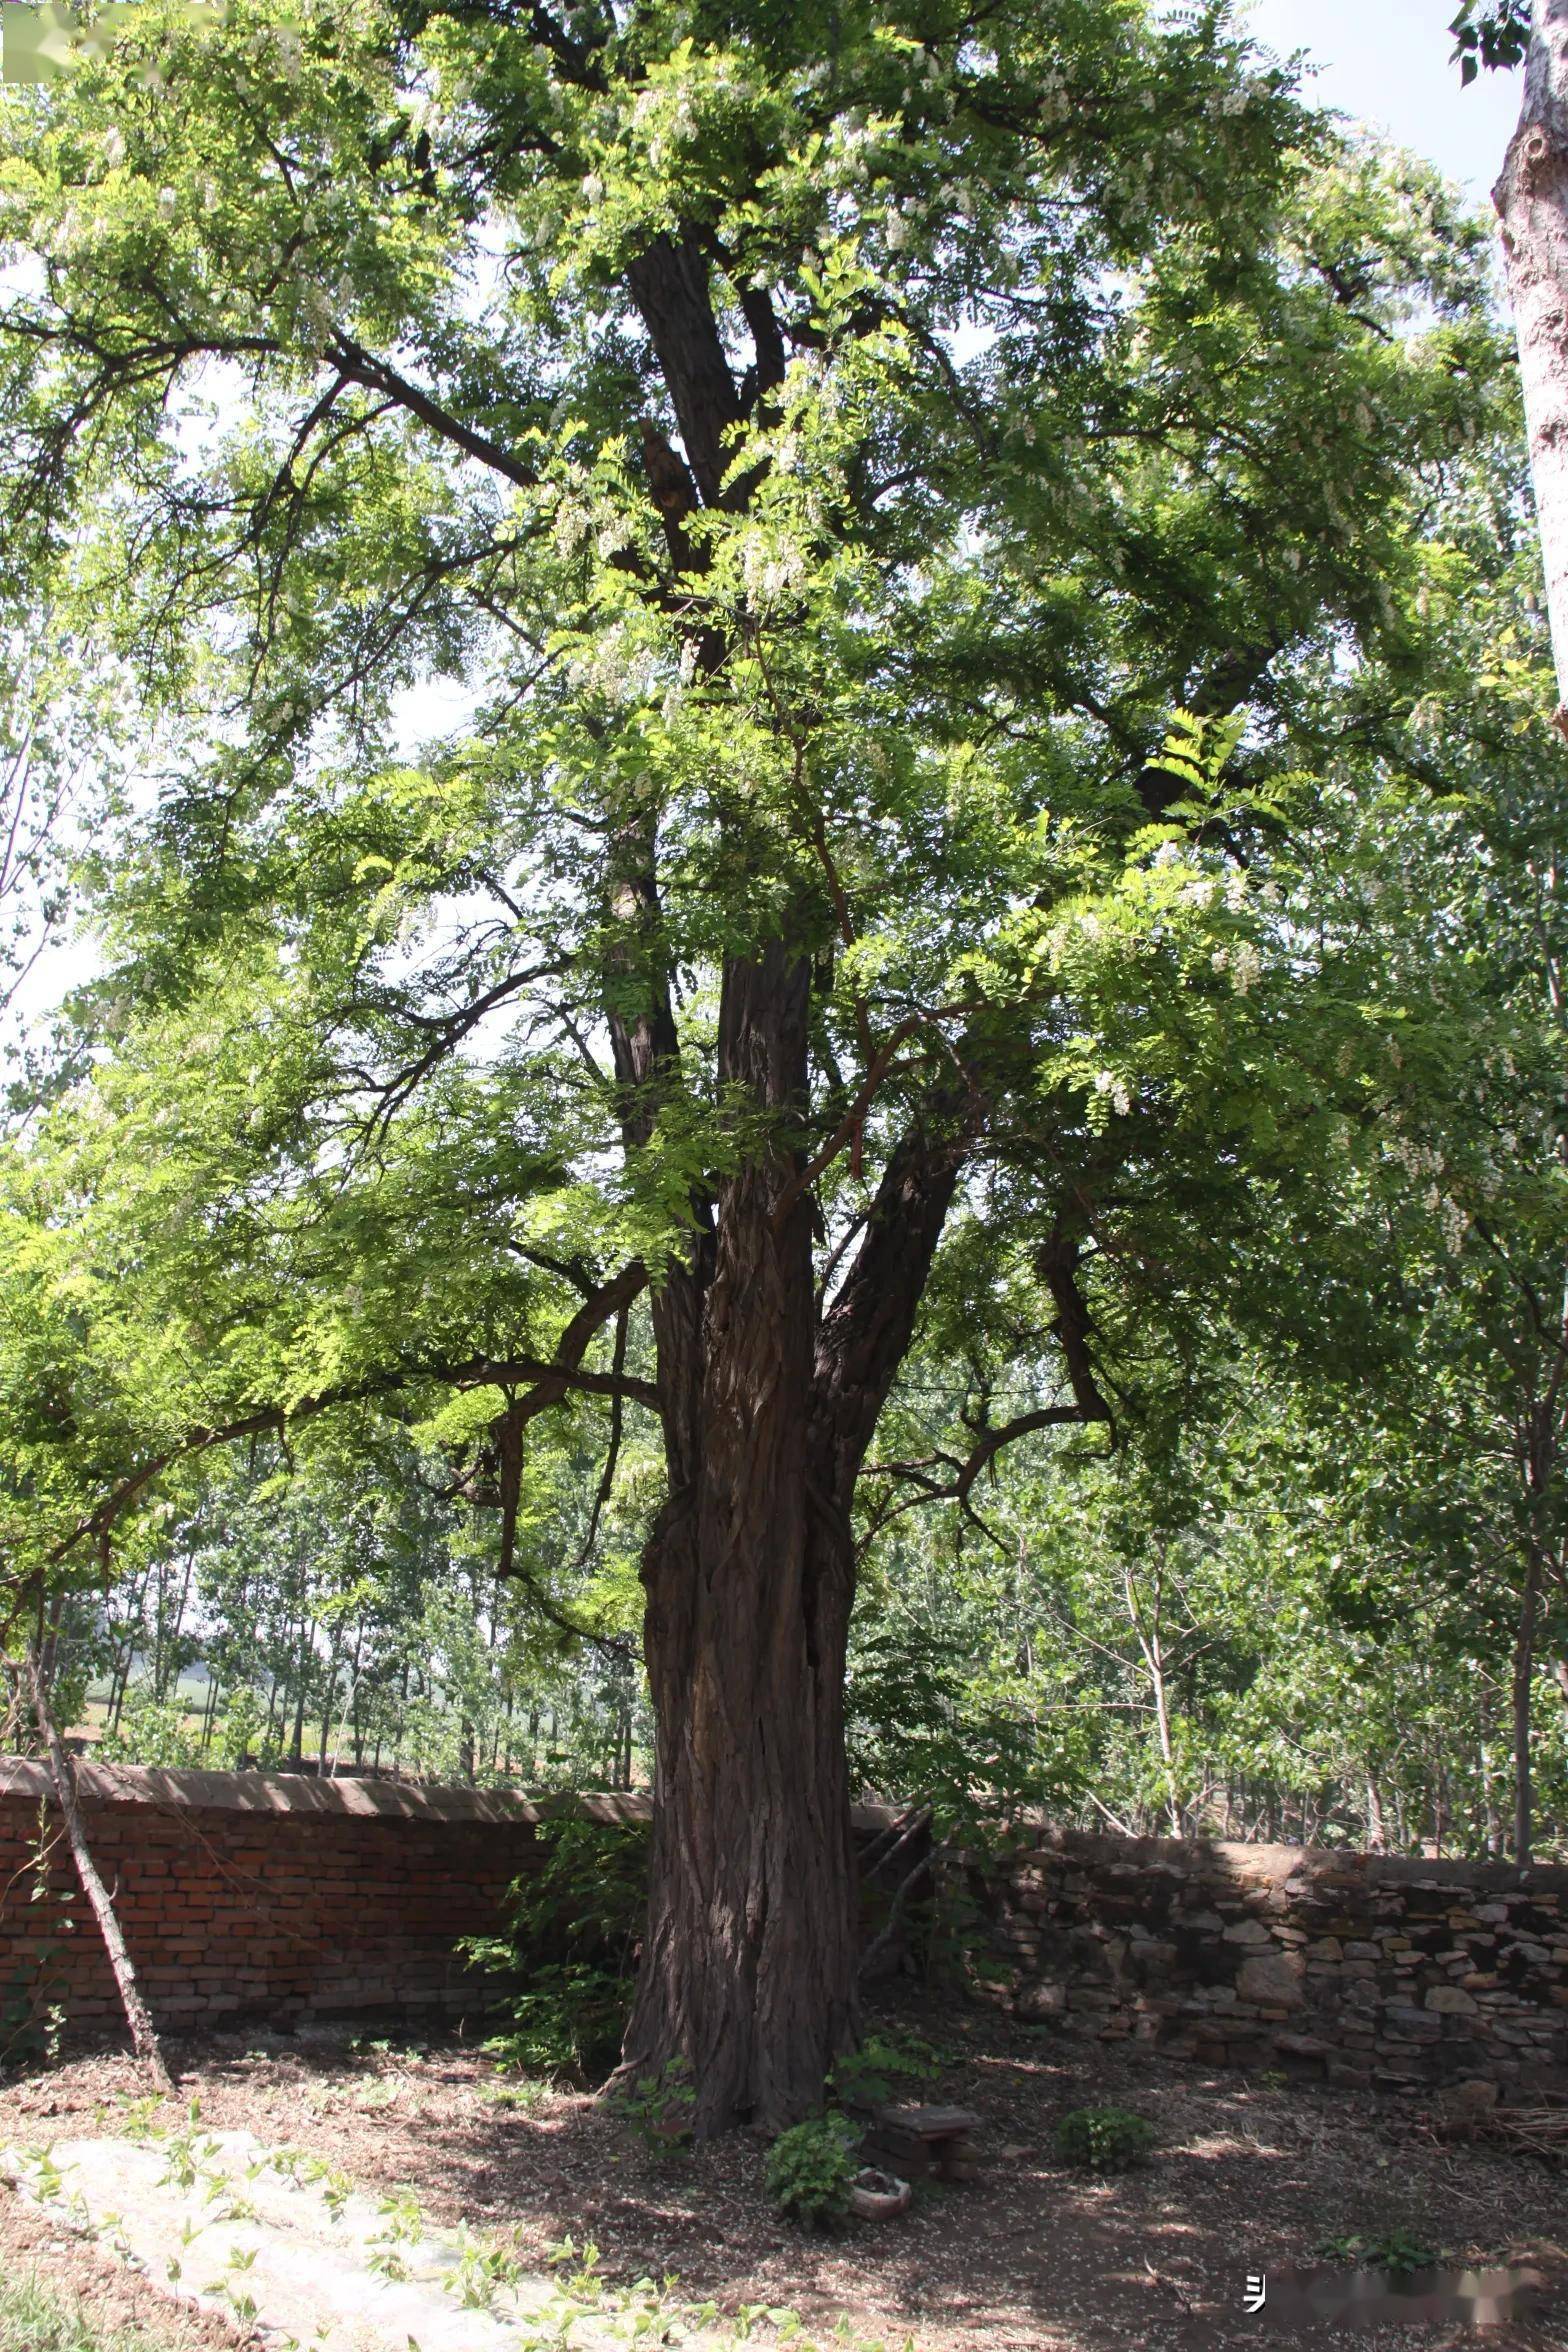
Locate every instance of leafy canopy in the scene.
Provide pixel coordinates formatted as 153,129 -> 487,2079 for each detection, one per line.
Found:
0,0 -> 1524,1592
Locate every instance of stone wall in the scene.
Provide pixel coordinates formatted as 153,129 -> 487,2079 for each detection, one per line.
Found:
5,1764 -> 1565,2095
974,1825 -> 1568,2097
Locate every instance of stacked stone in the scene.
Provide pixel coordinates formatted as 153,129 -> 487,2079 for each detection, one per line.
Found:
980,1829 -> 1568,2099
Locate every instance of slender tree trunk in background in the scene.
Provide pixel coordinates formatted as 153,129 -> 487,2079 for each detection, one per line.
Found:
1365,1777 -> 1385,1852
1514,1548 -> 1544,1867
107,1565 -> 150,1734
1123,1555 -> 1182,1836
27,1646 -> 174,2094
1480,1734 -> 1505,1858
1496,0 -> 1568,728
317,1647 -> 337,1773
290,1680 -> 306,1765
200,1669 -> 221,1753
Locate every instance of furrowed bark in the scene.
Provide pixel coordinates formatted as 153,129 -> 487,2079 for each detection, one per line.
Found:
617,942 -> 864,2133
26,1644 -> 174,2094
1495,1 -> 1568,729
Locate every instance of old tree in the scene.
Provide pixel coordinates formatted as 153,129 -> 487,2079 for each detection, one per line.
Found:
0,0 -> 1523,2127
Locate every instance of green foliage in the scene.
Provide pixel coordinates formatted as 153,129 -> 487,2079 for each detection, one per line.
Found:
0,0 -> 1519,1596
1053,2106 -> 1157,2173
0,2271 -> 179,2352
827,2031 -> 941,2112
610,2055 -> 696,2149
764,2113 -> 861,2233
479,1962 -> 628,2086
0,0 -> 1559,2059
464,1816 -> 648,2085
1316,2229 -> 1444,2278
95,1697 -> 208,1770
1449,3 -> 1531,85
0,1806 -> 72,2075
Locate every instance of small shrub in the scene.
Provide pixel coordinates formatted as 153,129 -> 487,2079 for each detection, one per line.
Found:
1053,2105 -> 1156,2173
95,1699 -> 207,1770
461,1816 -> 649,2086
828,2030 -> 942,2112
764,2112 -> 860,2232
481,1961 -> 628,2084
611,2055 -> 696,2149
1316,2229 -> 1443,2278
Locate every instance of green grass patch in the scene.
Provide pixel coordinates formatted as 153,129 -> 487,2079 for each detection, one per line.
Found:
0,2271 -> 180,2352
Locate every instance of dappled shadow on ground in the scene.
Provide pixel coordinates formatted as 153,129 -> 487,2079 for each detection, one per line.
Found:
1,2002 -> 1564,2351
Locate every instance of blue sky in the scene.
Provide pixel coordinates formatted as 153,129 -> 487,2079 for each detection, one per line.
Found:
1245,0 -> 1522,199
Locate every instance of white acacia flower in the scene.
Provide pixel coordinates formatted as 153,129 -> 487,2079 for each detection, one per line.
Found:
1230,940 -> 1262,993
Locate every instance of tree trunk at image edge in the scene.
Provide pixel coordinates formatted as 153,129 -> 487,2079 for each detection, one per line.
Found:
1496,0 -> 1568,728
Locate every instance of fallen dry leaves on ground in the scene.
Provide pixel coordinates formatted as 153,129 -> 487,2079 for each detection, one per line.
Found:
2,1998 -> 1564,2351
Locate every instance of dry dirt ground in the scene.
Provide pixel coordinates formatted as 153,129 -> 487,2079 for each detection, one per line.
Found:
1,2001 -> 1564,2352
0,2182 -> 245,2351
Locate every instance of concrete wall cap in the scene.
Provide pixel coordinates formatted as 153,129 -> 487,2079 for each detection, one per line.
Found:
0,1757 -> 905,1834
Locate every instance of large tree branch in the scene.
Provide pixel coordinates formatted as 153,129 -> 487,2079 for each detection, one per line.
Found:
811,1110 -> 970,1501
625,232 -> 743,509
328,333 -> 539,489
1035,1229 -> 1115,1428
41,1267 -> 653,1573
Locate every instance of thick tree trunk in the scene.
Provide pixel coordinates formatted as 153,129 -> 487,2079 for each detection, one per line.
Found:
615,1120 -> 965,2132
1496,0 -> 1568,726
616,944 -> 861,2134
623,1497 -> 859,2132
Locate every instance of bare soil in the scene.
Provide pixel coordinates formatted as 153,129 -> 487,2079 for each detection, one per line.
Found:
2,2000 -> 1564,2351
0,2179 -> 246,2350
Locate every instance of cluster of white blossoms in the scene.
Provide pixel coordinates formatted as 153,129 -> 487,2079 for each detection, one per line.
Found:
296,279 -> 340,357
1093,1068 -> 1133,1116
1434,1191 -> 1469,1258
566,620 -> 660,706
1210,938 -> 1262,992
1384,1129 -> 1444,1182
740,531 -> 810,605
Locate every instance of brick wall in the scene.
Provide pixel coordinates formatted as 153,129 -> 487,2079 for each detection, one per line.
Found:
0,1763 -> 904,2048
0,1762 -> 647,2039
6,1764 -> 1565,2097
974,1825 -> 1568,2097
